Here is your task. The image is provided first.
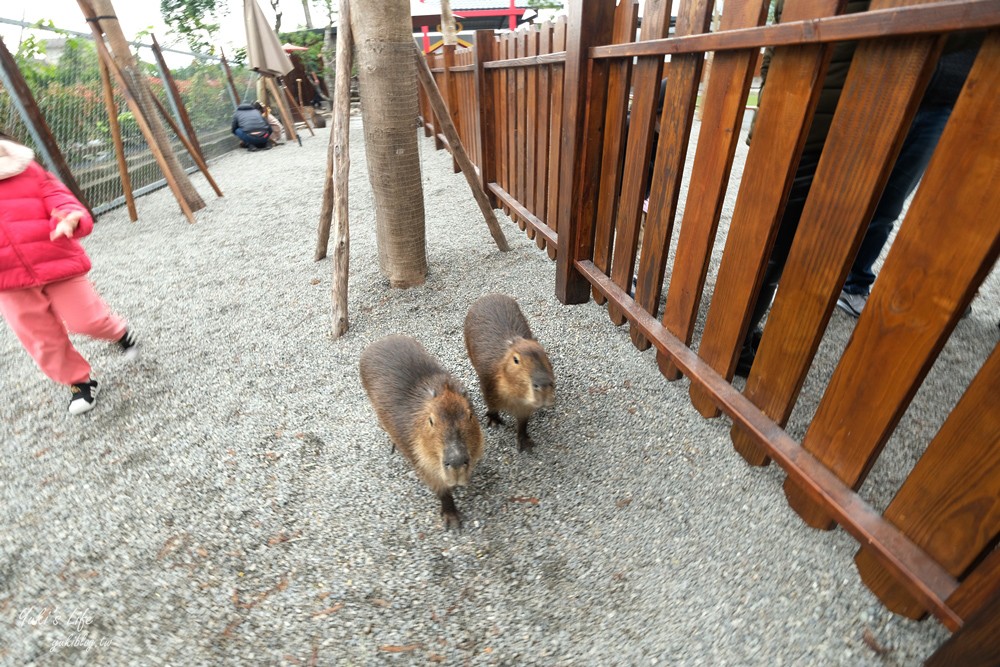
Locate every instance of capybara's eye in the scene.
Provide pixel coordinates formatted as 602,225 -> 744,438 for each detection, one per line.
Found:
428,416 -> 434,427
513,355 -> 520,365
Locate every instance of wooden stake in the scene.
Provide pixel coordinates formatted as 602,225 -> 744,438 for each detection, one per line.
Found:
98,56 -> 137,221
413,42 -> 509,252
265,75 -> 301,145
331,0 -> 354,337
149,94 -> 224,198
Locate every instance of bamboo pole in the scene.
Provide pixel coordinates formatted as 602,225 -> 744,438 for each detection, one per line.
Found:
413,42 -> 510,252
98,56 -> 137,221
265,75 -> 301,145
149,94 -> 224,198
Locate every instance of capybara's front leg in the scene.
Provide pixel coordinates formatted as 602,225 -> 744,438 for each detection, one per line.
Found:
516,417 -> 534,452
440,491 -> 462,530
486,410 -> 505,427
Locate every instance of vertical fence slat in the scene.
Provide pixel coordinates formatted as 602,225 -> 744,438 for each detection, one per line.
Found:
731,27 -> 943,478
605,0 -> 674,325
688,0 -> 857,422
592,0 -> 640,305
630,0 -> 717,351
443,44 -> 460,172
498,37 -> 510,215
780,32 -> 1000,530
515,29 -> 528,230
507,33 -> 518,217
926,588 -> 1000,667
525,26 -> 539,238
658,0 -> 770,375
855,342 -> 1000,619
554,0 -> 617,303
948,547 -> 1000,621
545,17 -> 568,260
534,22 -> 553,250
475,31 -> 498,208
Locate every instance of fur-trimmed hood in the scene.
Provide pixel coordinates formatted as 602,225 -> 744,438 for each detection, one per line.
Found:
0,139 -> 35,181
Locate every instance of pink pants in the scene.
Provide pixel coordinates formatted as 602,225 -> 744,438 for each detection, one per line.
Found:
0,275 -> 126,385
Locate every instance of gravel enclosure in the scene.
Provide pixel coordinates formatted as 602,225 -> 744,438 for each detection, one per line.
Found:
1,116 -> 997,666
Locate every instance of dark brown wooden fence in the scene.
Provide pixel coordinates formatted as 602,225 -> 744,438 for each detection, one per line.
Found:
420,1 -> 1000,661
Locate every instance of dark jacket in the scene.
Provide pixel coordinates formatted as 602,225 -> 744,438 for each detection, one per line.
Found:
232,103 -> 270,135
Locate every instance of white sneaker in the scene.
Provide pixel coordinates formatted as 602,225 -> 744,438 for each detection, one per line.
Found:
68,380 -> 99,415
117,329 -> 139,362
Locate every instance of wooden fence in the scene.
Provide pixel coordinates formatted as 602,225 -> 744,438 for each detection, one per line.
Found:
420,1 -> 1000,662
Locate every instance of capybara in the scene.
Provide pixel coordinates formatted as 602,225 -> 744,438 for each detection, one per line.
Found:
359,335 -> 484,530
464,294 -> 555,451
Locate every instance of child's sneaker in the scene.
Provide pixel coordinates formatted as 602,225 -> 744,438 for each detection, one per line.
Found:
117,328 -> 139,361
69,380 -> 99,415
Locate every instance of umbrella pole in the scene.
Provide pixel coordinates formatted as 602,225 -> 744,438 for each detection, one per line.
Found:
265,75 -> 301,146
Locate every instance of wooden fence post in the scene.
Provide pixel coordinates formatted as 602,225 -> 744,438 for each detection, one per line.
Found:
554,0 -> 617,305
442,44 -> 461,173
474,29 -> 498,208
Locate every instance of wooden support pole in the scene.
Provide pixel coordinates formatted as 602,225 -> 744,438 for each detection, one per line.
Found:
149,94 -> 224,198
80,0 -> 205,215
413,42 -> 510,252
79,5 -> 197,223
97,56 -> 137,221
473,29 -> 498,208
150,34 -> 205,162
265,76 -> 301,145
279,76 -> 316,135
0,36 -> 93,216
219,48 -> 241,108
331,0 -> 354,337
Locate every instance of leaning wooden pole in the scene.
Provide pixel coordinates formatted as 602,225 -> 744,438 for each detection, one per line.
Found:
265,75 -> 301,145
330,0 -> 354,337
150,34 -> 205,162
97,56 -> 137,221
413,42 -> 509,252
0,36 -> 92,216
279,76 -> 316,135
80,0 -> 205,216
149,94 -> 224,198
80,9 -> 196,223
219,48 -> 241,108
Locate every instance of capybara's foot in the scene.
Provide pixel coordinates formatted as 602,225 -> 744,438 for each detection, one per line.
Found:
516,419 -> 534,452
486,411 -> 504,427
440,492 -> 462,531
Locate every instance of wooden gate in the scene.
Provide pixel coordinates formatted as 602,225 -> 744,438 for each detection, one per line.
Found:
420,1 -> 1000,661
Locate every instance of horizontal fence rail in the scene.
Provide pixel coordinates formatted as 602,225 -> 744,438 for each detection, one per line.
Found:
422,1 -> 1000,661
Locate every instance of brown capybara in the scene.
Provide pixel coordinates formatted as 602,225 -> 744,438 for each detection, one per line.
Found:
359,335 -> 484,530
464,294 -> 555,452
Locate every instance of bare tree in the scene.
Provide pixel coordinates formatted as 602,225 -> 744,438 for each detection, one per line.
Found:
270,0 -> 282,31
350,0 -> 427,287
301,0 -> 314,29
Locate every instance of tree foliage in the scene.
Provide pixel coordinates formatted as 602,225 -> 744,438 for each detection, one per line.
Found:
160,0 -> 225,54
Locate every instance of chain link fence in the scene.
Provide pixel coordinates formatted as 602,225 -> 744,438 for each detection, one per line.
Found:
0,18 -> 260,215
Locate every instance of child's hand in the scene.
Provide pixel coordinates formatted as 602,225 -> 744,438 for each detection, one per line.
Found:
50,209 -> 83,240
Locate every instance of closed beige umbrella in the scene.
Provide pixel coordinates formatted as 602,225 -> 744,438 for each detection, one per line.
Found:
244,0 -> 293,76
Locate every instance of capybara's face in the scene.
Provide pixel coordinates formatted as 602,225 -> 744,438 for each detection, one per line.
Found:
414,384 -> 484,488
499,338 -> 555,410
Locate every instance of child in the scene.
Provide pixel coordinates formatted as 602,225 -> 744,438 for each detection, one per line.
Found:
0,132 -> 137,415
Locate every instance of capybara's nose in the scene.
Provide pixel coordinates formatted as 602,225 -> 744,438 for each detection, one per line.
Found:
444,444 -> 469,469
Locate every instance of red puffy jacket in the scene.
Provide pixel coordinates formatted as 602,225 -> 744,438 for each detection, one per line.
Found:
0,155 -> 93,292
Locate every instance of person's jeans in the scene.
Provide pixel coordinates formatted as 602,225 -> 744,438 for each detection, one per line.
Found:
234,128 -> 271,148
842,105 -> 952,295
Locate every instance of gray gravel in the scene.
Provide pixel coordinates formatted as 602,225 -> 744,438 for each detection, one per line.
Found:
1,114 -> 996,666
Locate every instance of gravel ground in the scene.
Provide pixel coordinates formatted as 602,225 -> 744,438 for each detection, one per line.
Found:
1,115 -> 996,666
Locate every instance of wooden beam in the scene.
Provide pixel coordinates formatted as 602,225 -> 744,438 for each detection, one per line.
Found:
149,94 -> 224,198
150,34 -> 205,163
97,56 -> 137,221
265,76 -> 300,145
413,41 -> 510,252
219,48 -> 241,108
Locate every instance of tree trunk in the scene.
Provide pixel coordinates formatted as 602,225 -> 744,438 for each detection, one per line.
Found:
323,24 -> 336,106
441,0 -> 457,46
350,0 -> 427,288
302,0 -> 314,29
88,0 -> 205,214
